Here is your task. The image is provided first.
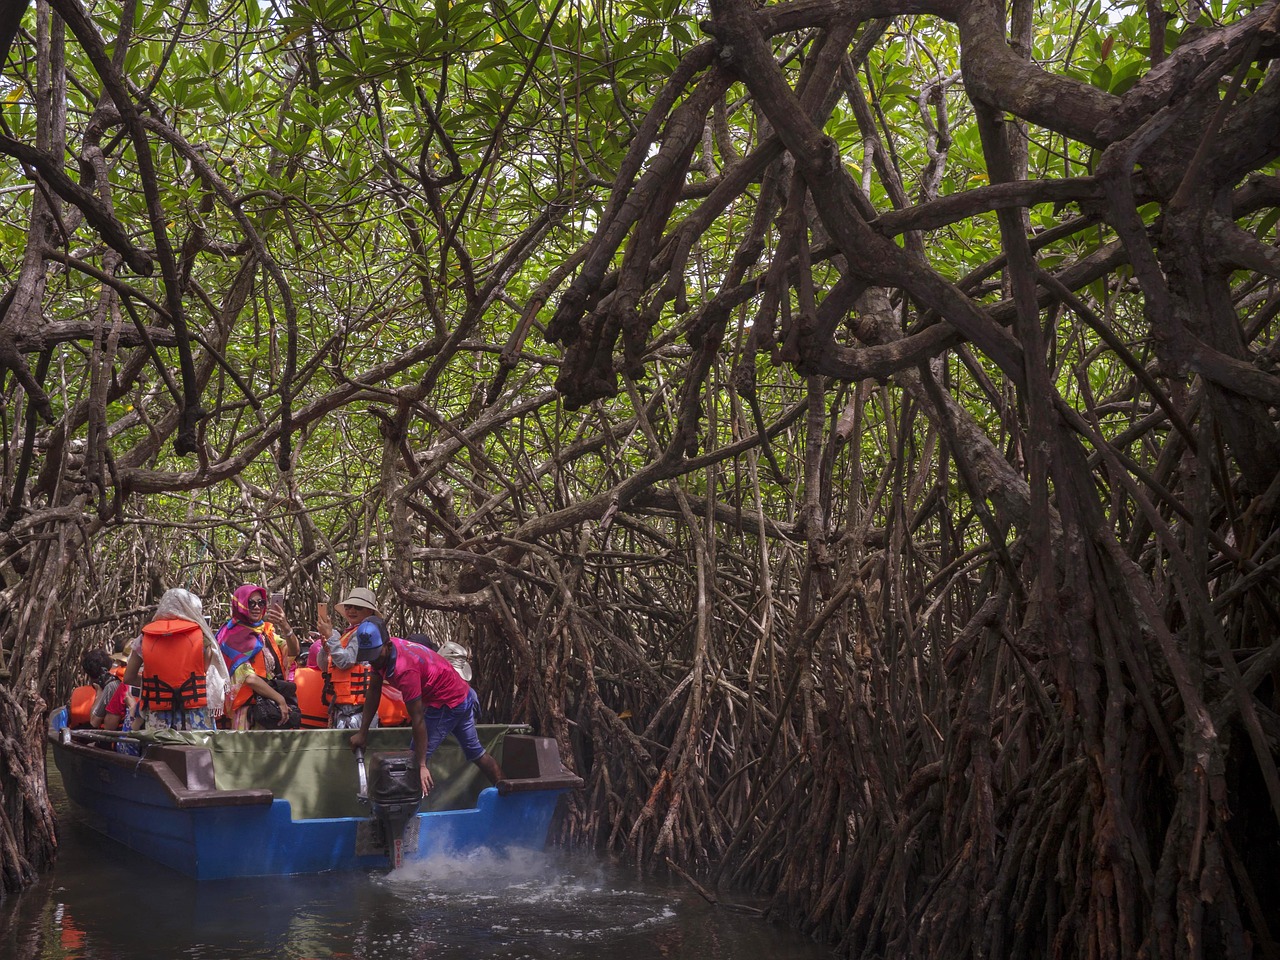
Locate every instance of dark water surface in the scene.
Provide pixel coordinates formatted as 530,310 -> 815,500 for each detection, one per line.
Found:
3,756 -> 834,960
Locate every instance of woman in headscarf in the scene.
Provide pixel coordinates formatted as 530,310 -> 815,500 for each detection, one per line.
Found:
121,587 -> 231,732
217,583 -> 299,729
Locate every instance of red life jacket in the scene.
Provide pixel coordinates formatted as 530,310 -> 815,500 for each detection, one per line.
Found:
69,685 -> 97,728
229,623 -> 285,712
294,667 -> 329,728
326,626 -> 369,707
139,618 -> 208,712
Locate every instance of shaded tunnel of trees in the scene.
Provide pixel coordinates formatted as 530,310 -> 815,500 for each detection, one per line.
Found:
2,0 -> 1280,956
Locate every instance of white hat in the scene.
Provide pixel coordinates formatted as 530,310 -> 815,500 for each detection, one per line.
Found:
339,586 -> 381,616
436,640 -> 473,682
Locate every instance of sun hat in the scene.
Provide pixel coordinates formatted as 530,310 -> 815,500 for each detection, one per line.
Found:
339,586 -> 381,616
437,640 -> 473,682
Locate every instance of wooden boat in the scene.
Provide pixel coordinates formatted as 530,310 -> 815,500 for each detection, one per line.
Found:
48,708 -> 581,879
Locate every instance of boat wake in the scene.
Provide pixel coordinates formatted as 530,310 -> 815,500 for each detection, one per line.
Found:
382,849 -> 680,951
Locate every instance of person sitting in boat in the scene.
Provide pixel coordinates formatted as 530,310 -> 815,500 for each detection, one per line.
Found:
294,643 -> 331,729
349,628 -> 503,796
98,674 -> 133,731
314,587 -> 383,730
86,641 -> 140,751
87,646 -> 128,729
69,649 -> 114,729
405,631 -> 473,682
217,584 -> 296,730
121,587 -> 231,732
96,672 -> 141,754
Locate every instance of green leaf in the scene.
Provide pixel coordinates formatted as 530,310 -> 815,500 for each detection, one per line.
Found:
395,67 -> 416,104
138,2 -> 167,34
1109,60 -> 1144,95
1257,206 -> 1280,239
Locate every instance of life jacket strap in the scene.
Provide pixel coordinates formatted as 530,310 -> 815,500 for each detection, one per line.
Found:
350,666 -> 369,698
140,672 -> 206,711
321,671 -> 335,706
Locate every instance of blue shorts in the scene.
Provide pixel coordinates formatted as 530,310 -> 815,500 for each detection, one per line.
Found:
423,688 -> 485,762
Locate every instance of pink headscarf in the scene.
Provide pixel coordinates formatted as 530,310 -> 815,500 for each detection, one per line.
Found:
216,584 -> 267,671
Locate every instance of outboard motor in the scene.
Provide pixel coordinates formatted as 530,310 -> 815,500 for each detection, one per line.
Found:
355,749 -> 423,869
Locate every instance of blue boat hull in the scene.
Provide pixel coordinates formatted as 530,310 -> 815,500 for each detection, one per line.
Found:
50,711 -> 579,879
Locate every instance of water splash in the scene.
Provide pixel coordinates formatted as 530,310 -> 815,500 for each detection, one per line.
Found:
380,848 -> 678,950
387,846 -> 566,889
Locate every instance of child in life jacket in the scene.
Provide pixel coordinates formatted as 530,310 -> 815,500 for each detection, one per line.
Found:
314,587 -> 384,730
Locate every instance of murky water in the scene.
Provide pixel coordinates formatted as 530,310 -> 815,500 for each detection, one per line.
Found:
2,758 -> 834,960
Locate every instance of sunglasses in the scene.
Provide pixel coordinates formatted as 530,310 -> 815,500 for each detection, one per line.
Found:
246,598 -> 267,608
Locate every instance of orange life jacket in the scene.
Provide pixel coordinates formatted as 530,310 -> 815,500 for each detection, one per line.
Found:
69,685 -> 97,728
229,623 -> 285,712
294,666 -> 329,728
109,663 -> 126,680
326,626 -> 370,707
377,685 -> 409,727
139,618 -> 208,712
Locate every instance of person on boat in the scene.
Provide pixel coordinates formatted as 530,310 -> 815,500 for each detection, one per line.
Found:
349,629 -> 503,796
405,631 -> 473,682
217,584 -> 297,730
314,587 -> 383,730
69,649 -> 114,728
87,647 -> 127,729
95,673 -> 142,754
307,639 -> 321,668
91,642 -> 140,751
109,641 -> 128,679
293,643 -> 330,729
121,587 -> 231,732
98,675 -> 133,731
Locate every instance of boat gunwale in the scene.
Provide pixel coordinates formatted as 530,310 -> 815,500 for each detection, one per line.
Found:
50,726 -> 584,811
50,733 -> 275,809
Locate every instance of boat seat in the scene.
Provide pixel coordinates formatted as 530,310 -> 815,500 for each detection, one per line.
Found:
137,743 -> 274,809
147,745 -> 217,791
497,735 -> 583,794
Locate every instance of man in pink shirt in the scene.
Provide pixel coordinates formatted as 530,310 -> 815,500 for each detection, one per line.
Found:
349,632 -> 503,794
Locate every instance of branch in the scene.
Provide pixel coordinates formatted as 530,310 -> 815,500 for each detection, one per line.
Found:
0,134 -> 153,274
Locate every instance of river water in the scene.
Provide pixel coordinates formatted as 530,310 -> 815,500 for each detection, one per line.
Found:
2,756 -> 835,960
